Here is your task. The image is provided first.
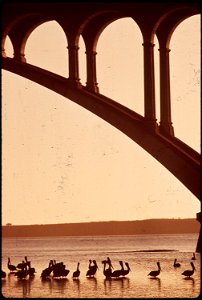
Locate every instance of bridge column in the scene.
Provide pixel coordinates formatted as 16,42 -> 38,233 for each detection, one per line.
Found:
12,43 -> 26,63
142,41 -> 158,131
196,212 -> 201,253
85,49 -> 99,93
158,46 -> 174,136
67,44 -> 81,88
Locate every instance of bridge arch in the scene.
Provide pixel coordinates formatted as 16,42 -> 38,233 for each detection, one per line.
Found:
2,2 -> 200,200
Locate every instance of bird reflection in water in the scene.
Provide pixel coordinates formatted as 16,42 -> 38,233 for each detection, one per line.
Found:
149,277 -> 161,291
53,277 -> 69,293
72,277 -> 81,296
14,277 -> 33,298
86,276 -> 98,291
104,277 -> 130,297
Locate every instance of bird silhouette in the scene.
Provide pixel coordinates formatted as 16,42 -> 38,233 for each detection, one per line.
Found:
102,260 -> 112,278
122,262 -> 131,276
1,270 -> 6,279
182,262 -> 196,278
16,260 -> 25,270
148,262 -> 161,278
191,253 -> 196,260
7,257 -> 17,272
15,261 -> 28,279
111,261 -> 124,278
52,261 -> 70,278
173,259 -> 181,268
106,257 -> 113,269
41,260 -> 54,278
72,262 -> 80,279
86,260 -> 98,277
27,261 -> 36,276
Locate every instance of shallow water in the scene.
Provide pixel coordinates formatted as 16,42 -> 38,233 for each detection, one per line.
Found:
1,234 -> 200,298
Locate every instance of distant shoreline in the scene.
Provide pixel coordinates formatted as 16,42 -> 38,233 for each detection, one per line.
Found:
2,218 -> 200,238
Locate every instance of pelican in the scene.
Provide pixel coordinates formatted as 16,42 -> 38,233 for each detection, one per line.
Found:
191,253 -> 196,260
122,262 -> 131,276
148,262 -> 161,278
111,261 -> 124,278
41,260 -> 54,278
53,261 -> 70,278
15,261 -> 28,279
16,260 -> 25,270
7,257 -> 17,272
73,262 -> 80,278
1,270 -> 6,279
173,259 -> 181,268
27,261 -> 36,276
182,262 -> 195,278
102,260 -> 112,278
86,260 -> 98,277
106,257 -> 113,269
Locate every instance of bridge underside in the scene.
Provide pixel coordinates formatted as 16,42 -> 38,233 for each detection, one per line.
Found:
2,57 -> 200,201
2,1 -> 201,252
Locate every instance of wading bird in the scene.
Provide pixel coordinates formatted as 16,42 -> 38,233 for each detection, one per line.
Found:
122,262 -> 131,276
72,262 -> 80,279
86,260 -> 98,277
173,259 -> 181,268
111,261 -> 124,278
148,262 -> 161,278
15,261 -> 28,279
41,260 -> 54,279
191,253 -> 196,260
52,261 -> 70,278
182,262 -> 195,278
7,257 -> 17,272
102,260 -> 112,278
1,270 -> 6,279
27,261 -> 36,276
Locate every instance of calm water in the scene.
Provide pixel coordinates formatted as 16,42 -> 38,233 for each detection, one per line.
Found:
1,234 -> 201,298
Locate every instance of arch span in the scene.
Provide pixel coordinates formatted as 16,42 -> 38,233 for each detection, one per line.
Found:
2,57 -> 200,200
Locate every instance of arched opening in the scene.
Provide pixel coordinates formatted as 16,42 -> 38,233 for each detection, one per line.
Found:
154,34 -> 160,124
78,35 -> 87,86
4,36 -> 14,58
170,15 -> 200,152
97,17 -> 144,115
25,21 -> 68,77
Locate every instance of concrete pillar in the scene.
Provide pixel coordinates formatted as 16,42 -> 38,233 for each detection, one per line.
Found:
85,49 -> 99,93
159,46 -> 174,136
13,44 -> 26,63
142,41 -> 158,131
196,212 -> 201,253
67,44 -> 81,88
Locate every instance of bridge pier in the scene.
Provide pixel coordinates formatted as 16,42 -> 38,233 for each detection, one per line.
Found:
195,212 -> 201,253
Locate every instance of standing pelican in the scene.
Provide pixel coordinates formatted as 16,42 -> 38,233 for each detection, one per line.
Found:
182,262 -> 196,278
102,260 -> 112,278
191,253 -> 196,260
106,257 -> 113,269
86,260 -> 98,277
122,262 -> 131,276
7,257 -> 17,272
15,261 -> 28,279
111,261 -> 124,278
27,261 -> 36,276
173,259 -> 181,268
148,262 -> 161,278
73,262 -> 80,279
1,270 -> 6,279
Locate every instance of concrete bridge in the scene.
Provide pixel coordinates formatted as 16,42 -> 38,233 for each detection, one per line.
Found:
2,2 -> 201,250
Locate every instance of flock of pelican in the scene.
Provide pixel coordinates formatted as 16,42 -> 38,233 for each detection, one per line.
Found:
1,253 -> 197,280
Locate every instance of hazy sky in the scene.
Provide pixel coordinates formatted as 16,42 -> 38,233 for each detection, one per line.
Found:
2,16 -> 200,225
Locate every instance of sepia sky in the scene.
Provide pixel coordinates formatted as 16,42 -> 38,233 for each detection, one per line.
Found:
2,15 -> 200,225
